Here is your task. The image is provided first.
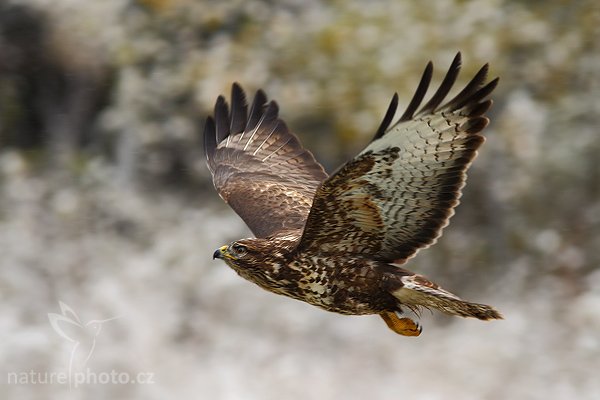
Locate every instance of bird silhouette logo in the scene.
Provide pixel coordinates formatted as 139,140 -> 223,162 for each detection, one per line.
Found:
48,301 -> 119,387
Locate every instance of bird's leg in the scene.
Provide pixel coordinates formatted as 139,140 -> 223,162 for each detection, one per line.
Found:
380,311 -> 422,337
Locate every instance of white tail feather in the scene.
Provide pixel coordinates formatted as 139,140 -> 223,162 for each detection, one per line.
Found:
393,275 -> 502,320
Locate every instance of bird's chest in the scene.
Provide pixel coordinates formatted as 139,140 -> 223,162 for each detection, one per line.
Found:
273,256 -> 387,315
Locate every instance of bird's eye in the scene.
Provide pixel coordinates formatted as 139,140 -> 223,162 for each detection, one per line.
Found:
230,244 -> 248,257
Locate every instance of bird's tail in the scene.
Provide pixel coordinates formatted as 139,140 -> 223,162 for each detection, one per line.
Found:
391,274 -> 502,320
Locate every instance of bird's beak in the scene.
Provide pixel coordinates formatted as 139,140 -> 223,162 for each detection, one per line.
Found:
213,246 -> 227,260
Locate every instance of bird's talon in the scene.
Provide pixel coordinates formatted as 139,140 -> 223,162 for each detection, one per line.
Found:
380,312 -> 422,337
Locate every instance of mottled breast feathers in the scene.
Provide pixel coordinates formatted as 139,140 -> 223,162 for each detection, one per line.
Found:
204,52 -> 498,260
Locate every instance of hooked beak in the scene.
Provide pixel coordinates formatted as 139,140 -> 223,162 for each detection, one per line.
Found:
213,246 -> 227,260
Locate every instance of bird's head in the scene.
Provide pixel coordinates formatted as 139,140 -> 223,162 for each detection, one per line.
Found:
213,239 -> 257,264
212,237 -> 294,287
213,238 -> 276,274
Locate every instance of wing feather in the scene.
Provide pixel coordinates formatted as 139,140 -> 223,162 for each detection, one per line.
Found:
418,52 -> 462,114
399,61 -> 433,121
298,54 -> 497,263
214,96 -> 230,143
372,93 -> 399,142
204,83 -> 328,238
204,117 -> 217,172
229,83 -> 248,135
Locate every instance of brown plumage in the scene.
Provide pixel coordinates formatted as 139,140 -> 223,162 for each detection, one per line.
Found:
205,53 -> 502,337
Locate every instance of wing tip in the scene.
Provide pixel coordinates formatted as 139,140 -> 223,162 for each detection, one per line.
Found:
398,61 -> 434,122
209,83 -> 267,146
371,92 -> 399,142
418,52 -> 463,115
246,88 -> 269,132
374,53 -> 497,139
214,95 -> 231,142
230,82 -> 248,134
461,116 -> 489,134
232,81 -> 243,92
203,116 -> 217,168
441,62 -> 492,111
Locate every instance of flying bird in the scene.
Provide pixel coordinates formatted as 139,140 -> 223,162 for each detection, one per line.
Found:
205,53 -> 502,336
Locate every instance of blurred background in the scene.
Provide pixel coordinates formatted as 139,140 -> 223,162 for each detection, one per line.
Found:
0,0 -> 599,399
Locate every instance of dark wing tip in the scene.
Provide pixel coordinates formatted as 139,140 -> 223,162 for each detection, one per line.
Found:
265,100 -> 280,120
465,99 -> 493,117
371,93 -> 399,142
399,61 -> 433,122
461,116 -> 489,134
203,116 -> 217,168
414,55 -> 497,117
469,77 -> 499,105
442,63 -> 490,111
369,54 -> 497,142
418,52 -> 462,115
230,83 -> 248,135
214,95 -> 230,143
246,89 -> 268,132
253,100 -> 281,133
232,82 -> 242,91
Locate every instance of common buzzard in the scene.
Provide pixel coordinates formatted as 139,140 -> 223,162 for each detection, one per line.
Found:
205,53 -> 502,336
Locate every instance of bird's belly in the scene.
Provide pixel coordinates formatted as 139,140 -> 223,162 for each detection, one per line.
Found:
282,286 -> 376,315
274,258 -> 389,315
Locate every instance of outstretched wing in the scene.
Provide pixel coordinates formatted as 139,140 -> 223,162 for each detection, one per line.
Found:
204,83 -> 328,238
298,53 -> 498,263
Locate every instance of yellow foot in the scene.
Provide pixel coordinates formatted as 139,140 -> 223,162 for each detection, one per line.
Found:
380,312 -> 422,337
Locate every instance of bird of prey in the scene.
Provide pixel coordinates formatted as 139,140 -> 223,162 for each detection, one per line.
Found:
205,53 -> 502,337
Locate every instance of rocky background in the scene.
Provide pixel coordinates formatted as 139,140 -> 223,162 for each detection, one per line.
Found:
0,0 -> 599,399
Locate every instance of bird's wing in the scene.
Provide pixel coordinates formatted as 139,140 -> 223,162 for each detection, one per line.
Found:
298,53 -> 498,263
205,83 -> 328,238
